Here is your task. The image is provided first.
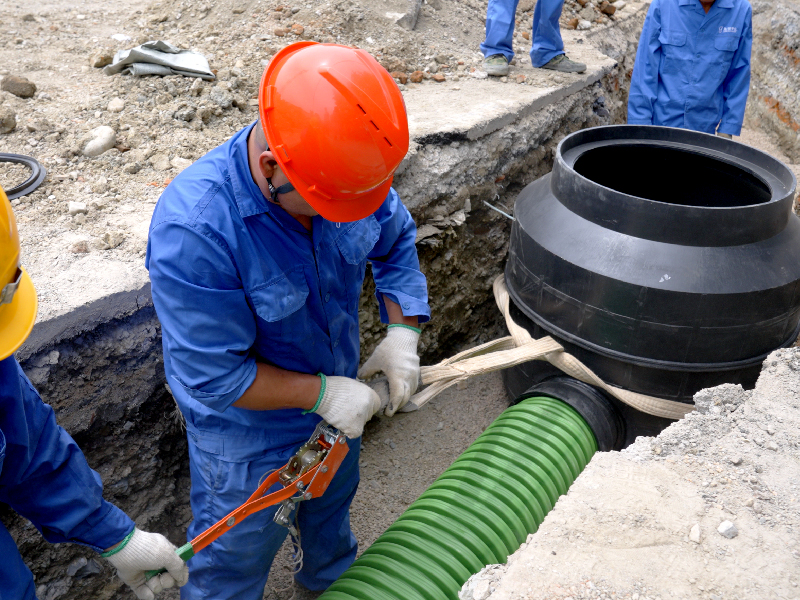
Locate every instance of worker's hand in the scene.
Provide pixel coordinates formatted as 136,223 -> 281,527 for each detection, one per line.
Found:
716,132 -> 733,139
358,325 -> 421,417
314,376 -> 382,438
104,528 -> 189,600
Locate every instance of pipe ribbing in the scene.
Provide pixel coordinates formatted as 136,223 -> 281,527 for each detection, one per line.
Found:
319,396 -> 597,600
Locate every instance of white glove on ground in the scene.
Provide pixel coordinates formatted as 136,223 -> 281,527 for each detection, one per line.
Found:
313,375 -> 382,438
358,325 -> 421,417
104,528 -> 189,600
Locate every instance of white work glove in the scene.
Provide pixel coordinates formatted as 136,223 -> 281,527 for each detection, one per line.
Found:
104,528 -> 189,600
358,325 -> 421,417
716,132 -> 733,139
312,375 -> 382,438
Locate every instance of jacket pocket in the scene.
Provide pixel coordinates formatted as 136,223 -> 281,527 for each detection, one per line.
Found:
714,35 -> 739,52
334,216 -> 381,265
659,31 -> 687,47
658,30 -> 688,78
249,268 -> 309,323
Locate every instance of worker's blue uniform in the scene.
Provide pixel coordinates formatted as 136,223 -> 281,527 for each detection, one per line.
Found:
628,0 -> 753,135
481,0 -> 567,68
146,122 -> 430,600
0,357 -> 134,600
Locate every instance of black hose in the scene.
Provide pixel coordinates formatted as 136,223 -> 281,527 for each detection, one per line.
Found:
0,153 -> 47,200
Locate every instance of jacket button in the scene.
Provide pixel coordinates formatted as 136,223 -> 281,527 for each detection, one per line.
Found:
402,302 -> 410,309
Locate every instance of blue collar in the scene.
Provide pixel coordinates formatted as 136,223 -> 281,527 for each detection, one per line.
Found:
679,0 -> 734,7
229,121 -> 272,219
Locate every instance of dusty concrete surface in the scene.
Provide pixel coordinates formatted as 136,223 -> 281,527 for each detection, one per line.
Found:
461,352 -> 800,600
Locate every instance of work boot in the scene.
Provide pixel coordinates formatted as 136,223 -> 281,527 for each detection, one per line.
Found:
483,54 -> 510,77
539,54 -> 587,73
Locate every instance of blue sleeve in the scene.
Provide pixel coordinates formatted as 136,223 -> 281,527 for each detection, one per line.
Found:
147,220 -> 258,413
368,189 -> 431,324
0,358 -> 134,553
627,0 -> 662,125
717,7 -> 752,136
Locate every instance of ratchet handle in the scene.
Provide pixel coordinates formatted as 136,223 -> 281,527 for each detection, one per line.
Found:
144,542 -> 195,580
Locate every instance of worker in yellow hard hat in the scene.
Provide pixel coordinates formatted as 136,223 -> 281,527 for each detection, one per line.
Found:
0,186 -> 189,600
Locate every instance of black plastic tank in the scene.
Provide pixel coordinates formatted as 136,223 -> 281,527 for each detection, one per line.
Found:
503,125 -> 800,444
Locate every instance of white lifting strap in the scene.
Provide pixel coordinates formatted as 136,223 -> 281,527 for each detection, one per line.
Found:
406,274 -> 694,421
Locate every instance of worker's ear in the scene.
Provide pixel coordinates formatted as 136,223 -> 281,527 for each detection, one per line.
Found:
258,151 -> 278,179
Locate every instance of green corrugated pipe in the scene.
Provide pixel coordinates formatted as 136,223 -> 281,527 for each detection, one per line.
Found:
319,396 -> 598,600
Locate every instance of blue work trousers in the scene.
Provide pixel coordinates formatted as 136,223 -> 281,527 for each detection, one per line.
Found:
180,426 -> 360,600
481,0 -> 565,67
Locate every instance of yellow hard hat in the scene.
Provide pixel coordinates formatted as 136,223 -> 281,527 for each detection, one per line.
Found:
0,185 -> 37,360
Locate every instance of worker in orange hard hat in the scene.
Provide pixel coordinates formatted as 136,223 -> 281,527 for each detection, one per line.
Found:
0,187 -> 189,600
146,42 -> 430,599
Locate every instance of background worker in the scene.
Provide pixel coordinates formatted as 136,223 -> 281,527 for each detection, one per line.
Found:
627,0 -> 753,138
146,42 -> 429,600
482,0 -> 587,76
0,187 -> 189,600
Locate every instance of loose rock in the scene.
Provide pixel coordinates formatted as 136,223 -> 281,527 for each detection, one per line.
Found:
107,98 -> 125,113
89,51 -> 113,68
81,126 -> 117,157
718,520 -> 738,539
432,73 -> 446,82
689,523 -> 701,543
171,157 -> 193,172
0,105 -> 16,134
68,201 -> 87,216
409,71 -> 424,83
390,71 -> 408,84
1,75 -> 37,99
577,19 -> 592,30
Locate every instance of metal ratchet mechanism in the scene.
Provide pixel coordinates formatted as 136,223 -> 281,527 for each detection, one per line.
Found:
144,422 -> 348,580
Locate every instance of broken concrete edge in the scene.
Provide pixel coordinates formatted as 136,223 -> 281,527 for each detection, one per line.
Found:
459,350 -> 799,600
18,282 -> 152,361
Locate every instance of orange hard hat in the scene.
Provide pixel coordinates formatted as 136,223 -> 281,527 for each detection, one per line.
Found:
0,185 -> 38,360
259,42 -> 410,222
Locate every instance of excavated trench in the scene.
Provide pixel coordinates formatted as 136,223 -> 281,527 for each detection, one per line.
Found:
7,4 -> 799,599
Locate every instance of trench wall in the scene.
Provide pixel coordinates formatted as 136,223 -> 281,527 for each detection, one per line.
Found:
746,0 -> 800,162
4,7 -> 647,599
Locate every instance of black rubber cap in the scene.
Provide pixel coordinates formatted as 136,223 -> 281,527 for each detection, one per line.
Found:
0,153 -> 47,200
514,377 -> 625,451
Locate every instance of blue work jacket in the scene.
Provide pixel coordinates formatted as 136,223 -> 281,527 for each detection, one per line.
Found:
146,123 -> 430,446
628,0 -> 752,135
0,357 -> 134,600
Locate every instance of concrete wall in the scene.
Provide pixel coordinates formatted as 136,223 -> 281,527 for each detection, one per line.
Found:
5,5 -> 649,599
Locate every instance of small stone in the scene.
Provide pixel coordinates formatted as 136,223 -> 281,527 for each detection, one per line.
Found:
766,441 -> 778,451
611,0 -> 627,9
1,75 -> 37,98
390,71 -> 408,84
436,421 -> 444,431
68,201 -> 88,216
432,73 -> 445,82
82,126 -> 116,157
717,520 -> 738,539
274,27 -> 288,36
149,153 -> 171,171
744,497 -> 755,507
290,23 -> 304,35
409,70 -> 424,83
71,240 -> 90,254
689,523 -> 701,543
599,1 -> 617,15
96,231 -> 125,250
577,19 -> 592,30
171,156 -> 193,172
66,557 -> 88,577
434,54 -> 449,64
521,30 -> 530,40
0,106 -> 16,134
123,162 -> 142,174
567,17 -> 580,29
515,74 -> 526,83
208,86 -> 234,109
174,106 -> 196,122
107,98 -> 125,113
731,456 -> 743,465
89,51 -> 113,68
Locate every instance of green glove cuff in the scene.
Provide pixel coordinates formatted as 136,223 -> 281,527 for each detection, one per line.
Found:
302,373 -> 326,415
388,323 -> 421,334
100,529 -> 135,558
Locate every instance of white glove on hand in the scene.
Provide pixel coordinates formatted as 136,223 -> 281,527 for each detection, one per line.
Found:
358,325 -> 420,417
313,375 -> 382,438
105,528 -> 189,600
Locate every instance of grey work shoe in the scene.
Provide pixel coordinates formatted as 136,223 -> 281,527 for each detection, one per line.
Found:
483,54 -> 510,77
539,54 -> 587,73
